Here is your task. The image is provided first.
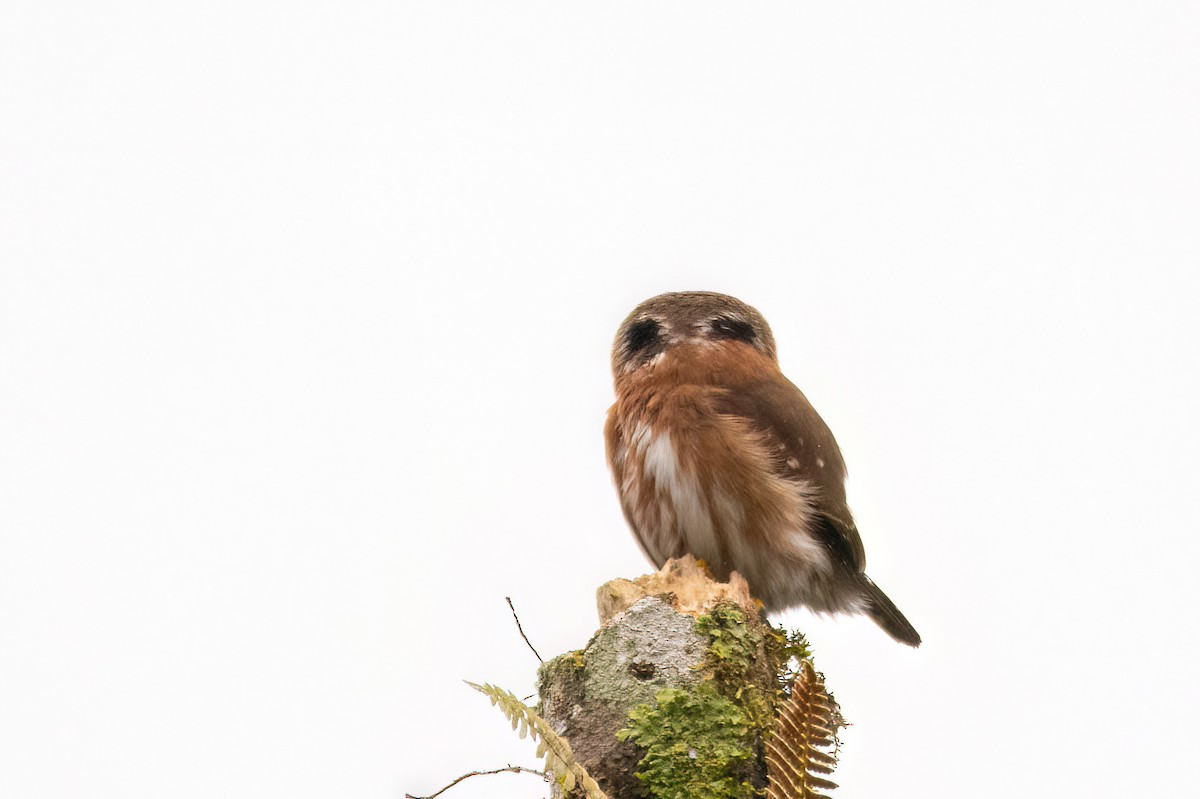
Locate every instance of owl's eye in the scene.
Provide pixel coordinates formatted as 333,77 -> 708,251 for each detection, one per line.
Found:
710,316 -> 756,344
624,319 -> 662,353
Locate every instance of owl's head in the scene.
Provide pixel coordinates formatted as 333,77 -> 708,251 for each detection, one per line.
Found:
611,291 -> 778,378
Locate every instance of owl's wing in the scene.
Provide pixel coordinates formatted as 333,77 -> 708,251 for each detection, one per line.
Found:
713,378 -> 867,573
604,401 -> 669,568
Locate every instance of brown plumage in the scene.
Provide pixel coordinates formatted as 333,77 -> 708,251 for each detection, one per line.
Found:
605,291 -> 920,646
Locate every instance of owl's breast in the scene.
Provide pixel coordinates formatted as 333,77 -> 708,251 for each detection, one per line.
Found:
606,385 -> 831,586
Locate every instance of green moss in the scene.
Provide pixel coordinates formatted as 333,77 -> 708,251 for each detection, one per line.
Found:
615,605 -> 818,798
765,624 -> 812,691
693,604 -> 811,731
616,684 -> 755,799
695,605 -> 755,668
538,649 -> 585,679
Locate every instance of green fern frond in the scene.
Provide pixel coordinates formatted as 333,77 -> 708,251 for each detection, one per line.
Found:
467,682 -> 609,799
765,662 -> 844,799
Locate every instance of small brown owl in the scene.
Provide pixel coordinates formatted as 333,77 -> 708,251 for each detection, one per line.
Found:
605,291 -> 920,646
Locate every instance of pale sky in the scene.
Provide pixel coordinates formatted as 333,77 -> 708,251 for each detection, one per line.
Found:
3,3 -> 1198,798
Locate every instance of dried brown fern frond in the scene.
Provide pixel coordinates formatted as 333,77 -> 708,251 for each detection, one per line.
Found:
467,682 -> 609,799
765,661 -> 844,799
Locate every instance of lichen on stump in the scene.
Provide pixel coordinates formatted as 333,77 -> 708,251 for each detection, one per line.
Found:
537,557 -> 812,799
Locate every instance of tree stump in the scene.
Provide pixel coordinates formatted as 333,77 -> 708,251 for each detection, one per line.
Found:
537,556 -> 802,799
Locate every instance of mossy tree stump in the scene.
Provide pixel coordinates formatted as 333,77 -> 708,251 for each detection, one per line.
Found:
536,557 -> 811,799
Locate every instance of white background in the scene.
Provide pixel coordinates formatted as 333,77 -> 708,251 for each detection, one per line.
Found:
3,2 -> 1198,797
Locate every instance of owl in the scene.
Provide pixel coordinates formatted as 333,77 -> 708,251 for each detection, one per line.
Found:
605,291 -> 920,646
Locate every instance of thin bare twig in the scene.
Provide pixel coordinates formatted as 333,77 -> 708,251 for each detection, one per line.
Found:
506,596 -> 544,663
405,765 -> 548,799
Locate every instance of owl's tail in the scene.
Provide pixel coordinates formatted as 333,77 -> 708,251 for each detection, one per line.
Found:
860,576 -> 922,647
